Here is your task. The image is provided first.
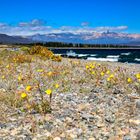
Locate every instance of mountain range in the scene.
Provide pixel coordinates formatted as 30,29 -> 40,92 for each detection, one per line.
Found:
0,31 -> 140,45
0,34 -> 33,44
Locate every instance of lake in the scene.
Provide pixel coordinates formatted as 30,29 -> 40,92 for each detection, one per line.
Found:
50,48 -> 140,64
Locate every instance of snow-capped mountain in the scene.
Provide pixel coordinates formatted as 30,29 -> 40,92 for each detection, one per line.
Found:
27,32 -> 140,45
0,31 -> 140,45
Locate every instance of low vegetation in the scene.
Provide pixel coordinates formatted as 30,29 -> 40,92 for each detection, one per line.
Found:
0,45 -> 140,139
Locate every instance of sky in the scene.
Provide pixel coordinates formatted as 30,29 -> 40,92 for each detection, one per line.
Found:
0,0 -> 140,35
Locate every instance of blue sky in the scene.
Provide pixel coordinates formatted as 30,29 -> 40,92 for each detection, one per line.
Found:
0,0 -> 140,35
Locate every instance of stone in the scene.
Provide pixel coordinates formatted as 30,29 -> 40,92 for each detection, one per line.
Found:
43,122 -> 53,131
123,135 -> 132,140
129,119 -> 140,125
136,100 -> 140,109
0,123 -> 6,129
136,131 -> 140,140
88,138 -> 95,140
81,114 -> 94,121
112,88 -> 121,94
77,103 -> 90,111
96,122 -> 105,128
69,133 -> 77,139
65,117 -> 73,123
105,115 -> 115,123
53,137 -> 61,140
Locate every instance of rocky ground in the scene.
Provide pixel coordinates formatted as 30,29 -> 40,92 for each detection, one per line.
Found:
0,48 -> 140,140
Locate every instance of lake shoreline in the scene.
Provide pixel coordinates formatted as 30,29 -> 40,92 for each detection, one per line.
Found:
0,45 -> 140,49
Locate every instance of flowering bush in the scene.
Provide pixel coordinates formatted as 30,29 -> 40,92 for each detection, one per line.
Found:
29,45 -> 62,62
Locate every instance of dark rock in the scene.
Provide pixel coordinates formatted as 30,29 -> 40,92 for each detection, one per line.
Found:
112,88 -> 122,94
91,87 -> 102,93
0,123 -> 6,129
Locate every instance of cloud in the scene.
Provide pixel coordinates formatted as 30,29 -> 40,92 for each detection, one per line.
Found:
0,23 -> 8,27
0,19 -> 128,35
94,26 -> 128,32
19,19 -> 45,27
81,22 -> 90,26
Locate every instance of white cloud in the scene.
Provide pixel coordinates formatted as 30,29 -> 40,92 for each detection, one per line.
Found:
0,19 -> 128,35
81,22 -> 90,26
94,26 -> 128,32
19,19 -> 45,27
0,23 -> 8,27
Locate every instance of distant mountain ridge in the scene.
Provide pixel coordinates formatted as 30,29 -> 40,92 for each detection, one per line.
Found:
0,33 -> 33,44
27,32 -> 140,45
0,32 -> 140,45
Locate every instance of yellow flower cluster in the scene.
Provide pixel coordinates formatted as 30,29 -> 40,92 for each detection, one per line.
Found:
127,78 -> 132,83
26,85 -> 32,91
21,92 -> 27,99
136,73 -> 140,79
45,89 -> 52,95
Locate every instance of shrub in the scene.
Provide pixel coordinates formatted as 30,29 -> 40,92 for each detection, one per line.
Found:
29,45 -> 62,62
20,46 -> 30,53
52,55 -> 62,62
11,53 -> 32,63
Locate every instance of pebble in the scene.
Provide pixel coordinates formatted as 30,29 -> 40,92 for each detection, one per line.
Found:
136,100 -> 140,109
53,137 -> 61,140
123,135 -> 132,140
81,113 -> 94,121
0,57 -> 140,140
0,123 -> 6,129
105,115 -> 115,123
112,88 -> 122,94
88,138 -> 95,140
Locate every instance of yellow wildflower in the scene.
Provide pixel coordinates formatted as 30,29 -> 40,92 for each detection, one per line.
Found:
107,77 -> 111,82
45,89 -> 52,95
110,74 -> 114,78
55,84 -> 59,89
106,70 -> 110,74
37,69 -> 44,72
136,73 -> 140,79
21,92 -> 27,99
89,64 -> 93,67
91,71 -> 95,75
127,78 -> 132,83
26,85 -> 32,91
91,65 -> 95,69
2,75 -> 5,79
6,64 -> 10,68
101,72 -> 105,76
86,65 -> 89,69
47,71 -> 53,76
18,75 -> 22,81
